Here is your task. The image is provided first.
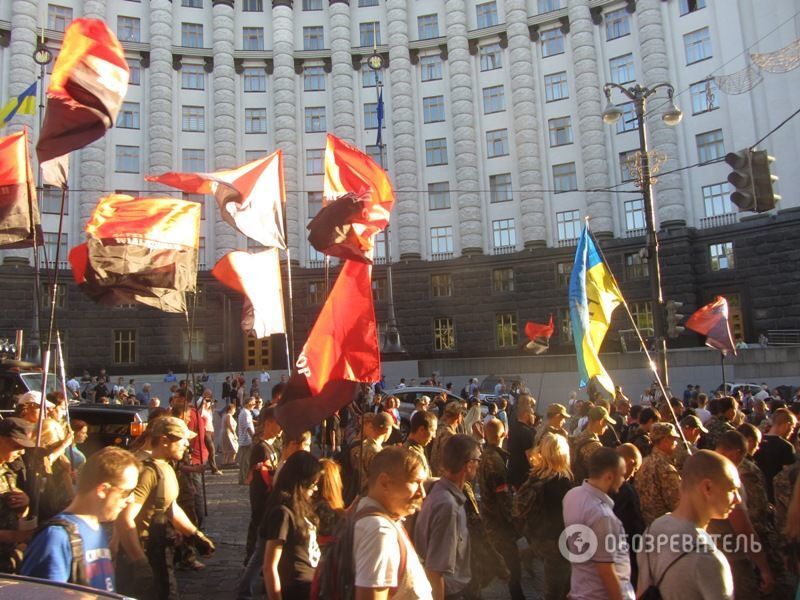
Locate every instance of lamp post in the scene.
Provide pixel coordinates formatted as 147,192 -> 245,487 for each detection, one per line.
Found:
602,82 -> 682,389
368,47 -> 403,354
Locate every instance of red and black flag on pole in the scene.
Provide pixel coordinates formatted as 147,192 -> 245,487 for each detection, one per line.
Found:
0,130 -> 42,248
274,260 -> 381,438
685,296 -> 737,356
36,18 -> 129,188
524,315 -> 555,354
68,194 -> 201,312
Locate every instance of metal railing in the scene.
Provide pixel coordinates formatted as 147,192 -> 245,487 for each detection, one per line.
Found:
557,238 -> 578,248
766,330 -> 800,346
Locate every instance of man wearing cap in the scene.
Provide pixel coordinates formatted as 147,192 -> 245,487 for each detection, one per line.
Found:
0,418 -> 35,572
635,422 -> 682,525
351,412 -> 392,497
535,403 -> 569,445
571,406 -> 616,483
430,401 -> 464,478
674,415 -> 707,471
115,416 -> 215,600
15,391 -> 55,425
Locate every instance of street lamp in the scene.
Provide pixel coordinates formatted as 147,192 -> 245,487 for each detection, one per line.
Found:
602,82 -> 683,389
368,47 -> 404,354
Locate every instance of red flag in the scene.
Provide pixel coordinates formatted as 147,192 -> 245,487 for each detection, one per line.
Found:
524,315 -> 554,354
146,151 -> 286,249
36,19 -> 129,188
69,194 -> 201,312
275,260 -> 380,437
212,249 -> 286,339
307,192 -> 375,264
685,296 -> 737,356
0,130 -> 42,248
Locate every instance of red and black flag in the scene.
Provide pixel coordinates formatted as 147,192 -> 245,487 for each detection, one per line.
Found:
307,192 -> 375,263
0,130 -> 42,248
69,194 -> 201,312
146,150 -> 286,249
36,19 -> 129,188
686,296 -> 737,356
274,260 -> 381,437
524,315 -> 555,354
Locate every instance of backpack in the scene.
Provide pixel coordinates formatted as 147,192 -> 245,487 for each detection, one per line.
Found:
639,532 -> 690,600
35,517 -> 87,586
512,476 -> 548,541
311,502 -> 408,600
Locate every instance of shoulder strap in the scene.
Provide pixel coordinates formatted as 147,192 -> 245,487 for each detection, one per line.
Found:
353,509 -> 408,596
142,458 -> 167,513
644,526 -> 691,590
41,517 -> 87,586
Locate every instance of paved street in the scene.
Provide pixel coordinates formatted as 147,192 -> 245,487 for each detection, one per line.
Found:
176,465 -> 543,599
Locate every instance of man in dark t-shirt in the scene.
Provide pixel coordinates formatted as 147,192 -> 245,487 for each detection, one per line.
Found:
245,408 -> 282,565
508,394 -> 537,488
754,408 -> 797,502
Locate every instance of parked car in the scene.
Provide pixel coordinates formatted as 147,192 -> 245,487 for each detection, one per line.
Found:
717,382 -> 764,397
67,403 -> 149,456
0,360 -> 58,414
478,374 -> 524,403
383,386 -> 482,439
0,573 -> 126,599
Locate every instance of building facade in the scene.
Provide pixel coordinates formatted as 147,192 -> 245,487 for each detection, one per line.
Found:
0,0 -> 798,373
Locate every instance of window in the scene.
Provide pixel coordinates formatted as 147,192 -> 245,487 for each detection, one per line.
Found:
181,105 -> 205,132
429,182 -> 451,210
198,237 -> 207,270
182,64 -> 205,90
696,129 -> 724,163
703,183 -> 734,217
490,173 -> 512,202
476,2 -> 498,28
304,66 -> 325,91
182,0 -> 202,7
616,102 -> 638,133
486,130 -> 509,158
420,55 -> 442,81
727,294 -> 743,341
630,301 -> 653,331
371,278 -> 387,302
609,54 -> 635,85
553,163 -> 577,193
556,262 -> 571,286
496,313 -> 518,347
245,108 -> 267,133
303,26 -> 325,50
482,85 -> 505,114
47,5 -> 72,32
492,218 -> 516,250
362,63 -> 381,87
538,0 -> 559,12
242,0 -> 263,11
243,27 -> 265,50
245,150 -> 267,162
625,252 -> 648,279
183,193 -> 205,219
541,29 -> 565,57
359,22 -> 381,47
182,149 -> 205,172
690,79 -> 719,114
680,0 -> 706,15
709,242 -> 734,270
624,198 -> 646,231
373,231 -> 387,263
364,103 -> 379,129
181,23 -> 204,48
619,150 -> 638,182
480,43 -> 502,71
40,282 -> 67,309
366,145 -> 384,167
303,0 -> 322,9
41,186 -> 66,215
684,28 -> 712,64
243,68 -> 266,92
433,317 -> 455,351
182,329 -> 206,362
359,0 -> 379,6
430,226 -> 453,255
113,330 -> 136,364
308,281 -> 326,305
548,116 -> 573,147
423,96 -> 445,124
418,15 -> 439,40
425,139 -> 448,166
41,232 -> 68,269
492,268 -> 514,293
128,59 -> 141,85
117,102 -> 140,129
306,149 -> 324,175
556,209 -> 580,241
115,145 -> 139,173
305,107 -> 326,133
307,191 -> 323,219
605,8 -> 630,41
431,274 -> 453,297
117,16 -> 141,42
544,72 -> 569,102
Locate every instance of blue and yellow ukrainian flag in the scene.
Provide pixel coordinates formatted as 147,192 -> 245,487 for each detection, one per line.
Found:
0,82 -> 37,128
568,225 -> 624,393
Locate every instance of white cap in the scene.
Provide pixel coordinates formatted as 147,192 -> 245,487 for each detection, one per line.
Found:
17,391 -> 56,409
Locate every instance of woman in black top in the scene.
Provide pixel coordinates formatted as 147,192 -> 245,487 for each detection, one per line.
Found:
260,451 -> 322,600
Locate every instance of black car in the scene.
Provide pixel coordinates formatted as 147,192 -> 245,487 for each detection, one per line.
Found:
67,403 -> 149,456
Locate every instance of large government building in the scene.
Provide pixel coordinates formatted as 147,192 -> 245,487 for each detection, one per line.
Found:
0,0 -> 799,373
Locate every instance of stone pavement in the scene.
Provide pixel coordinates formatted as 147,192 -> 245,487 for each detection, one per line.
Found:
177,466 -> 543,599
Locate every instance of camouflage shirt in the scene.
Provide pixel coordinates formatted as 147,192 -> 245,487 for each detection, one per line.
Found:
635,449 -> 681,526
350,438 -> 382,496
628,428 -> 653,459
700,416 -> 735,450
571,429 -> 602,483
0,463 -> 22,572
429,422 -> 457,477
478,445 -> 514,536
403,439 -> 430,478
672,441 -> 698,472
773,460 -> 800,533
738,457 -> 771,527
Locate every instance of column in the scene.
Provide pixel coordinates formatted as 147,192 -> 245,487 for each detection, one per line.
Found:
445,0 -> 482,255
636,0 -> 686,227
212,0 -> 238,259
505,0 -> 546,247
148,0 -> 174,183
272,0 -> 299,256
329,0 -> 356,143
385,0 -> 421,259
568,0 -> 613,237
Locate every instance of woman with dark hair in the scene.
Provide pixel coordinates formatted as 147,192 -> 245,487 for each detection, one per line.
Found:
261,451 -> 322,600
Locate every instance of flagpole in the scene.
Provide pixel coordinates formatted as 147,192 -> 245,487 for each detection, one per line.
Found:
284,248 -> 296,368
56,330 -> 74,466
720,352 -> 726,393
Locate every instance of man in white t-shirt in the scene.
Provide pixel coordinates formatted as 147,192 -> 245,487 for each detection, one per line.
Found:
353,446 -> 431,600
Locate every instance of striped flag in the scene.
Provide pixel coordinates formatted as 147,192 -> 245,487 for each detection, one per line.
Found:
0,83 -> 37,128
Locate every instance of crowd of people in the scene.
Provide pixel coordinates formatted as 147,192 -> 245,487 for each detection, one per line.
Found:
0,371 -> 797,600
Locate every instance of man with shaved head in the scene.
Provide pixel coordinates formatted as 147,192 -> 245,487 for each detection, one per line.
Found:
637,450 -> 740,599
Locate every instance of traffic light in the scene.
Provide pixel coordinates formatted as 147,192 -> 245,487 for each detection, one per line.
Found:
724,148 -> 780,213
665,300 -> 685,339
750,149 -> 780,212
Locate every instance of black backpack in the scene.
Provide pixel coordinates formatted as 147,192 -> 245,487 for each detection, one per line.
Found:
639,541 -> 690,600
34,518 -> 88,586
